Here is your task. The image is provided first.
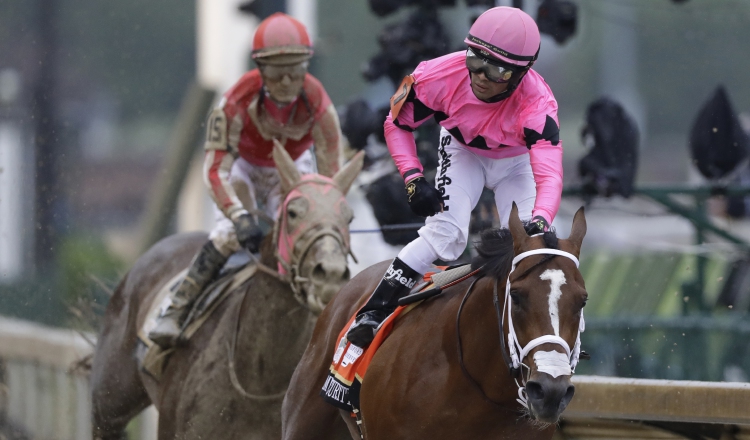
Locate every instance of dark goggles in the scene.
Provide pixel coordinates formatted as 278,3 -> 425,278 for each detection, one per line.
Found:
465,48 -> 518,83
260,62 -> 308,82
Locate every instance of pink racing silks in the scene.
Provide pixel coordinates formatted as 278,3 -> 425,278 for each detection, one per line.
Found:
383,51 -> 563,223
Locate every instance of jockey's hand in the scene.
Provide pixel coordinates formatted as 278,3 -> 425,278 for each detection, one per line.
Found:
234,213 -> 264,253
525,215 -> 549,236
405,177 -> 443,217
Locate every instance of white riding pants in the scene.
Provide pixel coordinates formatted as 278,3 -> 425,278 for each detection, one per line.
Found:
209,150 -> 314,256
398,127 -> 535,274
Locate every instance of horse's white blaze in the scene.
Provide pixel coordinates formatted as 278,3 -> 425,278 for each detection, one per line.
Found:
540,269 -> 566,337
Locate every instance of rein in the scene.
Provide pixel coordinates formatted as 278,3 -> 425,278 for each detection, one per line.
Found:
225,177 -> 350,399
456,247 -> 584,410
455,278 -> 515,411
227,286 -> 288,401
456,277 -> 512,409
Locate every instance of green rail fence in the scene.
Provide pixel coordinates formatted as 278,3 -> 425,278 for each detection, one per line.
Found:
564,185 -> 750,382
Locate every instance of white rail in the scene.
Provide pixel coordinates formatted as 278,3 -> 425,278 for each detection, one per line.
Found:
561,375 -> 750,439
0,316 -> 157,440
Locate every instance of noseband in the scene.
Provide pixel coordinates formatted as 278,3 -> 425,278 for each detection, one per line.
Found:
457,247 -> 584,410
273,175 -> 351,307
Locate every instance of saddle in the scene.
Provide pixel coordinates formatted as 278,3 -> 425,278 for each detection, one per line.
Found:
137,253 -> 259,380
320,264 -> 477,413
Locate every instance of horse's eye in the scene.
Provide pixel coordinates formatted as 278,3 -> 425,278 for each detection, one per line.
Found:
286,198 -> 309,222
510,291 -> 521,305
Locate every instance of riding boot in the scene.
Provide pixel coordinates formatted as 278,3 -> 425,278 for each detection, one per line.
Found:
148,241 -> 228,349
346,257 -> 421,348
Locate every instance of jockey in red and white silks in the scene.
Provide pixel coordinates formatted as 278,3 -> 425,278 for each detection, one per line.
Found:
345,6 -> 564,349
205,68 -> 337,256
149,13 -> 342,349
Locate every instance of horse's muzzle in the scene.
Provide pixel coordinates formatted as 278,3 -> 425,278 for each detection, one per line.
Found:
309,260 -> 349,302
303,236 -> 351,313
525,374 -> 575,423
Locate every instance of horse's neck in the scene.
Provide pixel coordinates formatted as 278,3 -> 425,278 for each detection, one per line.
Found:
238,270 -> 311,339
232,271 -> 314,380
259,235 -> 277,267
458,278 -> 518,404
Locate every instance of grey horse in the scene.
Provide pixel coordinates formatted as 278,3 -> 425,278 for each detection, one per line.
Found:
91,143 -> 363,439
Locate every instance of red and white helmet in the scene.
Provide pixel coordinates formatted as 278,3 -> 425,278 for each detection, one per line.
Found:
464,7 -> 540,67
252,13 -> 313,65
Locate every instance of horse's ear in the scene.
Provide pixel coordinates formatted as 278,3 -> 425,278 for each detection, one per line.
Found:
568,206 -> 587,252
273,139 -> 301,195
333,151 -> 364,194
508,202 -> 528,248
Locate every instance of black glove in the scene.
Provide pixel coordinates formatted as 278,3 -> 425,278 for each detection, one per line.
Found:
234,213 -> 264,253
525,215 -> 549,236
405,177 -> 443,217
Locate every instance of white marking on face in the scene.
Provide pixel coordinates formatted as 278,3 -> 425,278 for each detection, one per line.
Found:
540,269 -> 566,336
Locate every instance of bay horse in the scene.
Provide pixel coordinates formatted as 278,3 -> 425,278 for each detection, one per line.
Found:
282,204 -> 587,440
90,143 -> 364,440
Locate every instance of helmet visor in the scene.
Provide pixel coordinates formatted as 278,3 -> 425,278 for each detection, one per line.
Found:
465,48 -> 517,83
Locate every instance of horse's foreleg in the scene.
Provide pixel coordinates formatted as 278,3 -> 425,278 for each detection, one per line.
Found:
91,343 -> 151,439
91,274 -> 152,439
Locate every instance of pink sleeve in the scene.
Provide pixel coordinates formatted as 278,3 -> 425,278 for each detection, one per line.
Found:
384,112 -> 424,181
529,140 -> 563,223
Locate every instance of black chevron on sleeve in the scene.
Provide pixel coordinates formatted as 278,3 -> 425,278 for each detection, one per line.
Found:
394,86 -> 434,126
523,115 -> 560,149
412,97 -> 435,122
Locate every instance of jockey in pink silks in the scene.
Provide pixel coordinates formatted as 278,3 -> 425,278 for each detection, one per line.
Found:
346,7 -> 564,348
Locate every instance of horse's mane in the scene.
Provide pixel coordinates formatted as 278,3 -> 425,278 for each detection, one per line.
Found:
470,226 -> 559,280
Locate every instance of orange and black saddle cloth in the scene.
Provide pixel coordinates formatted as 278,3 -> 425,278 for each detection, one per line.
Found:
320,264 -> 478,413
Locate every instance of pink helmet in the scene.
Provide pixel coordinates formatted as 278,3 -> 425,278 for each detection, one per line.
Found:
464,7 -> 540,67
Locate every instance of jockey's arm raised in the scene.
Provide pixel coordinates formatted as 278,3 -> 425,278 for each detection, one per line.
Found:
310,103 -> 342,177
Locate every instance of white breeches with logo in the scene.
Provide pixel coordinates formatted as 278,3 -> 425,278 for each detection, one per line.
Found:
209,150 -> 314,256
398,127 -> 536,274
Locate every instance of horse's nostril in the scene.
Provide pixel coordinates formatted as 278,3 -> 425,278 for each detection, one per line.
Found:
525,381 -> 545,401
563,385 -> 575,404
312,263 -> 326,281
312,262 -> 348,283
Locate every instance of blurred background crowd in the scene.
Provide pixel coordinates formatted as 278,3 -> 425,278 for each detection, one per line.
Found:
2,0 -> 750,385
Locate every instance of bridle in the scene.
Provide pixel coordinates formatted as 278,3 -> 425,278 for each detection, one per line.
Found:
228,174 -> 352,401
272,174 -> 352,307
457,247 -> 584,409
